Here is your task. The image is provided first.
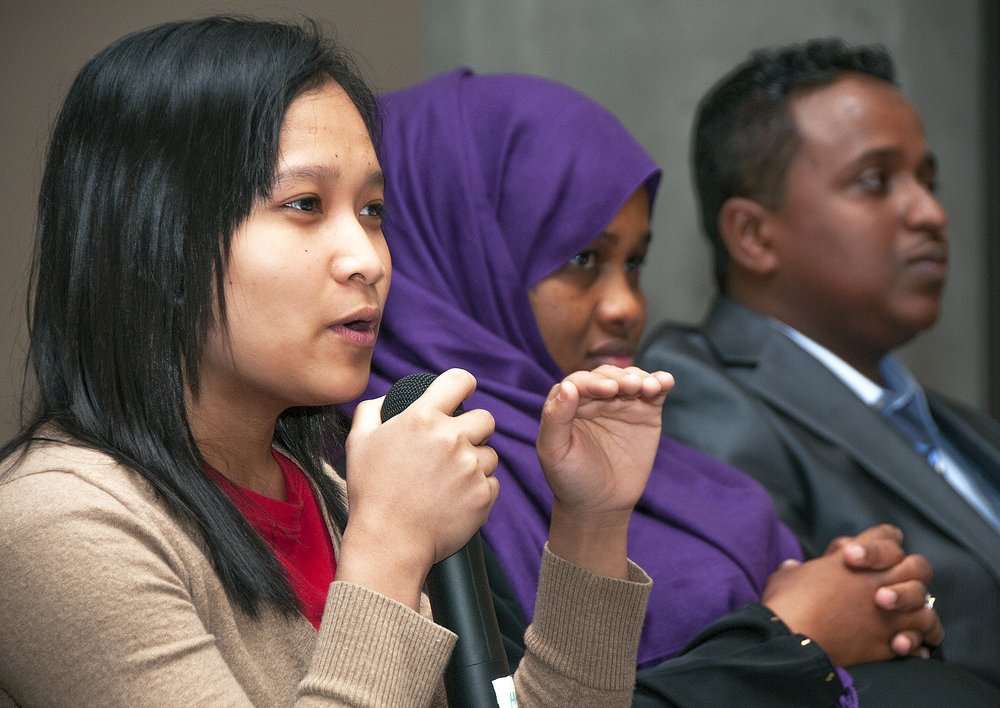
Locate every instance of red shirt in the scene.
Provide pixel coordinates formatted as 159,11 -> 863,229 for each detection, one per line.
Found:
207,451 -> 336,629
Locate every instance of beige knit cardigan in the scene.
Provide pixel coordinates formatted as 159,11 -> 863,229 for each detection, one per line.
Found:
0,435 -> 650,707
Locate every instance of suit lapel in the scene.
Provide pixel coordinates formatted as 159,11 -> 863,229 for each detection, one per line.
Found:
930,396 -> 1000,474
703,297 -> 1000,581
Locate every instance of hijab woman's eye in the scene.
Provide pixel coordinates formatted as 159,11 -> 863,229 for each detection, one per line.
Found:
569,251 -> 597,269
625,253 -> 646,273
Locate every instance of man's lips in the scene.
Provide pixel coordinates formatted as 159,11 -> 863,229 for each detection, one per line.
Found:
906,246 -> 948,279
908,245 -> 947,264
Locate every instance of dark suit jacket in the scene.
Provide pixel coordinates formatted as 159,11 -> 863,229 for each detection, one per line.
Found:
638,295 -> 1000,689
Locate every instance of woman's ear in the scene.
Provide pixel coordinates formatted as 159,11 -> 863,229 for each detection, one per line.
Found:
717,197 -> 778,276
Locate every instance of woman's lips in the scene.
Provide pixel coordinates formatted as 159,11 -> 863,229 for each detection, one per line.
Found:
328,315 -> 379,348
587,349 -> 635,370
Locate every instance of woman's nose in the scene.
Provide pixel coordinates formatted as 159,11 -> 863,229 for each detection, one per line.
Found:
330,217 -> 387,285
596,275 -> 646,333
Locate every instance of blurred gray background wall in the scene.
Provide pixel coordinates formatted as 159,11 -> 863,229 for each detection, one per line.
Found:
425,0 -> 990,415
0,1 -> 991,442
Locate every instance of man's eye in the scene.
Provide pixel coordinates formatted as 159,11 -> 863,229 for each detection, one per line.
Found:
569,252 -> 597,269
285,197 -> 320,212
856,170 -> 889,193
360,202 -> 385,219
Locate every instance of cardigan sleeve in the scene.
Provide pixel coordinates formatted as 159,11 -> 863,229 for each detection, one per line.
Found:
310,545 -> 652,708
297,582 -> 454,706
512,545 -> 652,707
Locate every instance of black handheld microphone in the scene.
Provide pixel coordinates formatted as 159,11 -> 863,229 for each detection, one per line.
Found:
381,373 -> 513,708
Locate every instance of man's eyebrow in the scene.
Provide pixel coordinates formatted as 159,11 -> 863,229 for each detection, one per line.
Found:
845,146 -> 938,171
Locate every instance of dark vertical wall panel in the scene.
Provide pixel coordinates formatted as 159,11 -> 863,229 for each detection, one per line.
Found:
986,0 -> 1000,419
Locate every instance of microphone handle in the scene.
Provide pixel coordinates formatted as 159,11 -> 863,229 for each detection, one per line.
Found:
425,532 -> 511,708
378,372 -> 512,706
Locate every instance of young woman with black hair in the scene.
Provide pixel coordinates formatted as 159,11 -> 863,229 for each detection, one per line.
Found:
0,17 -> 664,706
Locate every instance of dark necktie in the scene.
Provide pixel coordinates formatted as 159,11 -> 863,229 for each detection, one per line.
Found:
882,393 -> 939,465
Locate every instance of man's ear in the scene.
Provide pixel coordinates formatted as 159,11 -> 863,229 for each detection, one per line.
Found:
717,197 -> 778,276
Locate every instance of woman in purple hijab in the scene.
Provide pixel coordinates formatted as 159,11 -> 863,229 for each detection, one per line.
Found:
361,68 -> 963,705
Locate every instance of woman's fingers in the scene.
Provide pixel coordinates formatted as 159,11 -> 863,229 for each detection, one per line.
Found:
561,365 -> 673,402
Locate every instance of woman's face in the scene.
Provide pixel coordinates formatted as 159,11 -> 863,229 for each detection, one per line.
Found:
198,79 -> 390,415
527,187 -> 650,375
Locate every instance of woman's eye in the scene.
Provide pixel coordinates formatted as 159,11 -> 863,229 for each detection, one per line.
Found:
285,197 -> 320,212
569,251 -> 597,269
360,201 -> 385,219
625,254 -> 646,273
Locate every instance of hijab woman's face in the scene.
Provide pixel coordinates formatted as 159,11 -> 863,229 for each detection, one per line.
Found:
197,79 -> 390,417
527,188 -> 651,375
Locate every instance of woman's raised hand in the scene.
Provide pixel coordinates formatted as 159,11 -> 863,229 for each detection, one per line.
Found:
338,368 -> 499,609
537,365 -> 673,579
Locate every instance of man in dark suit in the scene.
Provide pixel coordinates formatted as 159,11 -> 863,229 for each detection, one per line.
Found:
638,38 -> 1000,689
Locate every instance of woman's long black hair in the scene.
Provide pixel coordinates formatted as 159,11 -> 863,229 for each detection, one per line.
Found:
2,16 -> 379,618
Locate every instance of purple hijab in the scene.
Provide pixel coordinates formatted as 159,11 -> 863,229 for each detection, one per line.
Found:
363,68 -> 800,668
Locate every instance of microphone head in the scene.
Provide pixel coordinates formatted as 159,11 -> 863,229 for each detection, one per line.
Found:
381,372 -> 465,423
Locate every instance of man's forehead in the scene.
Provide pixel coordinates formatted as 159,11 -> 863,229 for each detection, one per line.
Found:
791,75 -> 913,126
789,75 -> 925,153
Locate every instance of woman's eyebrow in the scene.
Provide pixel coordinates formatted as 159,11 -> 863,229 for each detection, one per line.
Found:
273,164 -> 339,187
272,165 -> 385,190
